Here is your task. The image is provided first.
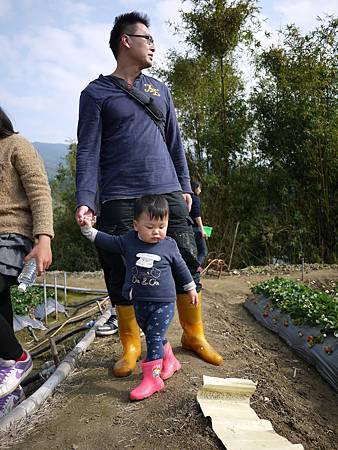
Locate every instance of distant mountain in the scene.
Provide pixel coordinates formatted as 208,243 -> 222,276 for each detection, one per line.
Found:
33,142 -> 69,180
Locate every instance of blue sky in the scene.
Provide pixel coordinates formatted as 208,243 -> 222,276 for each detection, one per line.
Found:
0,0 -> 336,143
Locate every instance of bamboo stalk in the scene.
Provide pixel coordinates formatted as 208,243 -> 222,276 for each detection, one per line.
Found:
228,222 -> 240,272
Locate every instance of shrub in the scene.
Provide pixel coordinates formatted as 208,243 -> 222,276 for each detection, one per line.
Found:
11,286 -> 53,316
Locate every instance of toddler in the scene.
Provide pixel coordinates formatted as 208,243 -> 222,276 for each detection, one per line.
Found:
81,195 -> 198,400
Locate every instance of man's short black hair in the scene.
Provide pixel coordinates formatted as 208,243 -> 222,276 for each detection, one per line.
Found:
134,195 -> 169,221
109,11 -> 150,59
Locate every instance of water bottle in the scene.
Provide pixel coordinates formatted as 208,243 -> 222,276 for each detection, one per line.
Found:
17,259 -> 37,292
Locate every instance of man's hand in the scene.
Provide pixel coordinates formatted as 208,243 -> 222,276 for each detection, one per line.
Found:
25,235 -> 52,275
188,288 -> 199,306
75,206 -> 95,227
182,193 -> 192,212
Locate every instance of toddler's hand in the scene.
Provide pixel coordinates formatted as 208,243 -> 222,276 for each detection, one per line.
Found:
80,216 -> 97,242
81,217 -> 95,228
188,289 -> 199,306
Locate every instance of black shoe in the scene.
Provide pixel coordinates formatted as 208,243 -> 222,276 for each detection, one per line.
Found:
96,315 -> 118,336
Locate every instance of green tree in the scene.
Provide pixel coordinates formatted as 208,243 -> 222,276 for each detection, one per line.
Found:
158,2 -> 336,266
157,0 -> 259,265
51,143 -> 100,271
251,18 -> 337,262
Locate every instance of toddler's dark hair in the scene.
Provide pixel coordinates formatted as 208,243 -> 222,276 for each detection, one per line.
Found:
134,195 -> 169,221
191,180 -> 201,194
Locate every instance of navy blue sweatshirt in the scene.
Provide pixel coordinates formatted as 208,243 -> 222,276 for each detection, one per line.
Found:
189,194 -> 201,226
92,230 -> 194,303
76,73 -> 191,213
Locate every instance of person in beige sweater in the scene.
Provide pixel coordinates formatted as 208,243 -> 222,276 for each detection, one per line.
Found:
0,106 -> 54,416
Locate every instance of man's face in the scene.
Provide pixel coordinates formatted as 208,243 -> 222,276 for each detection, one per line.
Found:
124,22 -> 155,69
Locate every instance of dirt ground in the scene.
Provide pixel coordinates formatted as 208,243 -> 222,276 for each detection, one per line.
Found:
2,268 -> 338,450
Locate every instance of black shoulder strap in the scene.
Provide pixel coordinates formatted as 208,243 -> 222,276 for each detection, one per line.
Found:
110,75 -> 166,142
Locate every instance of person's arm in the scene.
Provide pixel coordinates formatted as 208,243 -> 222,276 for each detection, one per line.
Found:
170,241 -> 198,305
81,225 -> 124,254
194,216 -> 207,238
164,87 -> 192,196
190,195 -> 206,237
14,139 -> 54,274
75,91 -> 102,220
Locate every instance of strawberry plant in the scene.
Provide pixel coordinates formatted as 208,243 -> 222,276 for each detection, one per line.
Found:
252,278 -> 338,334
11,286 -> 53,316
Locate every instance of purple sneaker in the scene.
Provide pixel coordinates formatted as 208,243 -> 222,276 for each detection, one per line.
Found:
0,352 -> 33,398
0,385 -> 25,418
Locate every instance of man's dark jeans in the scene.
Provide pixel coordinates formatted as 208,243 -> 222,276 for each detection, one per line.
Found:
96,192 -> 201,306
192,227 -> 209,266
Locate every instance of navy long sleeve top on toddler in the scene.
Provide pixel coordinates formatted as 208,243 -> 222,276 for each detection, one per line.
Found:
93,230 -> 195,303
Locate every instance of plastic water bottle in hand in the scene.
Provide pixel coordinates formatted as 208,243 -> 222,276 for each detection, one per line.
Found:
17,259 -> 37,292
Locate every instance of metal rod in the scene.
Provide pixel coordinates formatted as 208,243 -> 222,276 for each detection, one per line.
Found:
301,258 -> 305,281
63,272 -> 67,307
228,222 -> 240,272
33,283 -> 107,294
54,274 -> 58,321
43,272 -> 48,325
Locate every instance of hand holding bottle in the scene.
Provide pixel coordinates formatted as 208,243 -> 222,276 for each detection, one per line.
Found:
24,234 -> 52,275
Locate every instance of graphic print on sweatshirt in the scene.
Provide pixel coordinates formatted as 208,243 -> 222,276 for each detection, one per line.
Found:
131,253 -> 162,287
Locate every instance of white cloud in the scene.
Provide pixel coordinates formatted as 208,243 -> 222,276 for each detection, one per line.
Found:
0,19 -> 115,141
0,0 -> 11,18
62,1 -> 93,17
273,0 -> 337,30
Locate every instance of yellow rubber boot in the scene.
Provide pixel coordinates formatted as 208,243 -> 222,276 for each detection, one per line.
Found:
176,292 -> 223,366
113,305 -> 142,377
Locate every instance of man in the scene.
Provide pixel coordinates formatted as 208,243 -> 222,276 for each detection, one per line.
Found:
75,11 -> 223,377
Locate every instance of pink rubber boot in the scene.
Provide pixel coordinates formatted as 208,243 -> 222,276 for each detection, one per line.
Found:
161,342 -> 181,381
130,359 -> 164,401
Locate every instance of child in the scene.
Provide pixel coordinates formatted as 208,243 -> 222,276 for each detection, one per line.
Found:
81,195 -> 198,401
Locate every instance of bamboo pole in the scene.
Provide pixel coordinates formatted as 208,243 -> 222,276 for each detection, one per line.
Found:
49,337 -> 60,366
43,272 -> 48,325
34,283 -> 107,294
63,272 -> 67,307
54,274 -> 58,321
228,222 -> 240,272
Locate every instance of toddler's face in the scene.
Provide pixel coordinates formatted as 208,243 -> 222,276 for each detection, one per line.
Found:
133,212 -> 168,243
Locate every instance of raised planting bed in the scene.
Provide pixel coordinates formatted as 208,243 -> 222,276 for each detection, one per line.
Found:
244,277 -> 338,392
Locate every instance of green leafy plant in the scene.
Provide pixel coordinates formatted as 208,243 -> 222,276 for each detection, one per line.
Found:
252,278 -> 338,334
11,286 -> 53,316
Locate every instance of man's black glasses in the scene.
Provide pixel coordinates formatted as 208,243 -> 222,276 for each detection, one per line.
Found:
126,34 -> 154,44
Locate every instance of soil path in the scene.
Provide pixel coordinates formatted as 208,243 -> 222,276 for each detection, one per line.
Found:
4,269 -> 338,450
